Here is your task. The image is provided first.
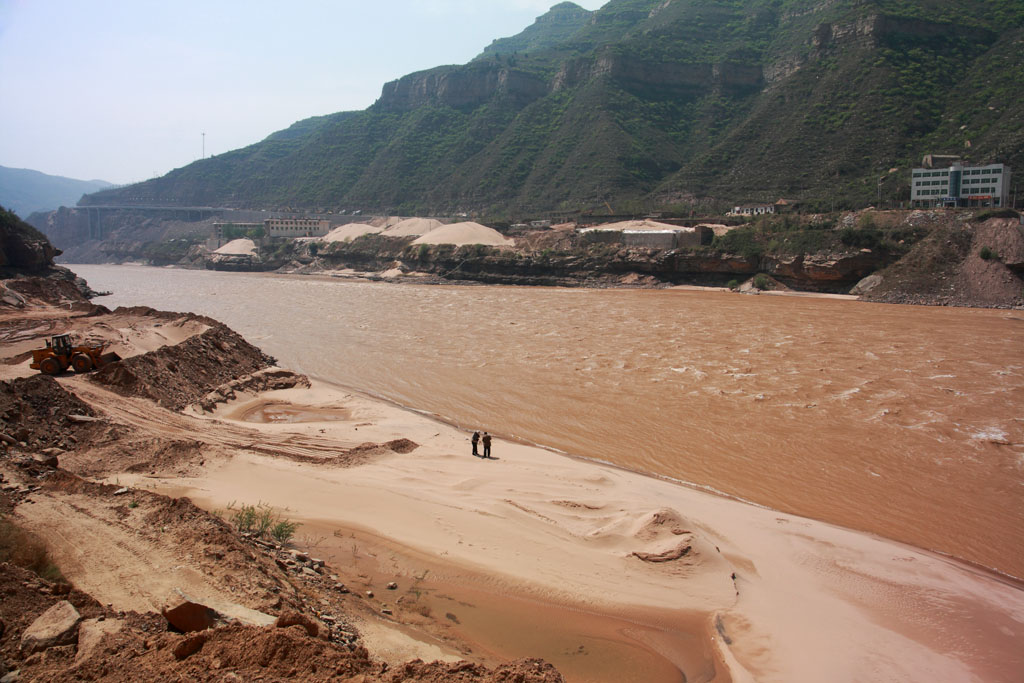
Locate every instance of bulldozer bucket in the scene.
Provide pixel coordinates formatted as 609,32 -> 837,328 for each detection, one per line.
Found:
99,351 -> 122,366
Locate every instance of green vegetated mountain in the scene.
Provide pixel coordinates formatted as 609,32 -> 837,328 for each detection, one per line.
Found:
82,0 -> 1024,215
0,166 -> 114,218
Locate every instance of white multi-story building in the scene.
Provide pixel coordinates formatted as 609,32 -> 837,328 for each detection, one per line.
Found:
910,163 -> 1011,208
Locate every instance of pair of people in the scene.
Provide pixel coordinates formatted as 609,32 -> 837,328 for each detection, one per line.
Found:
471,431 -> 492,458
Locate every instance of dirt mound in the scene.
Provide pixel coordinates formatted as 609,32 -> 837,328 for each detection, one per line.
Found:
4,275 -> 92,308
91,323 -> 275,410
27,619 -> 563,682
0,374 -> 103,451
860,216 -> 1024,308
631,508 -> 691,541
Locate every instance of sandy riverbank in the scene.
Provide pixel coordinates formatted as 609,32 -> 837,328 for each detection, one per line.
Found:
2,296 -> 1022,682
118,379 -> 1023,682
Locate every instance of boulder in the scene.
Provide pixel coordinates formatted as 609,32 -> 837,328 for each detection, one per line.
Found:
161,589 -> 220,633
274,611 -> 318,637
75,618 -> 123,663
20,601 -> 81,654
33,451 -> 59,468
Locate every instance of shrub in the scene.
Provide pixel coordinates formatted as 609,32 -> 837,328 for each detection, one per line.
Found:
839,227 -> 882,249
227,501 -> 300,544
712,227 -> 763,259
270,520 -> 300,544
727,279 -> 739,290
752,274 -> 771,290
975,208 -> 1020,222
979,246 -> 996,260
227,501 -> 258,534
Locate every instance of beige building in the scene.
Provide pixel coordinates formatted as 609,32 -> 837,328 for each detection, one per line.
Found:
265,218 -> 331,237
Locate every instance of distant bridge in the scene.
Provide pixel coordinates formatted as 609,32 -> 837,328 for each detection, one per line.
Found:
69,205 -> 239,239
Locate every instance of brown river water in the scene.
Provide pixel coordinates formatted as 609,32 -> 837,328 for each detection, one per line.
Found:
70,265 -> 1024,580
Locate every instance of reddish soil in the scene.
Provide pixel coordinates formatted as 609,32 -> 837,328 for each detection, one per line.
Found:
0,288 -> 565,682
862,216 -> 1024,307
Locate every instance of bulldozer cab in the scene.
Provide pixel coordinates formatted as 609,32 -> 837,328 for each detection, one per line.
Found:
49,334 -> 73,355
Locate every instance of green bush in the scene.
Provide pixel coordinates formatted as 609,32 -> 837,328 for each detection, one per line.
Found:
979,246 -> 996,260
712,227 -> 763,259
839,227 -> 882,249
727,279 -> 739,290
270,520 -> 299,544
226,501 -> 300,544
975,208 -> 1020,222
752,274 -> 771,290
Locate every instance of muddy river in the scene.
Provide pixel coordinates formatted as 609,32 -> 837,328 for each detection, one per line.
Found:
70,265 -> 1024,579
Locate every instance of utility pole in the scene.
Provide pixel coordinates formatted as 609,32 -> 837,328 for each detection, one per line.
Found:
202,132 -> 206,159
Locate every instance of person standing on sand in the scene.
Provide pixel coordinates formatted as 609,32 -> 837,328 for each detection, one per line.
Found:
471,431 -> 480,457
482,432 -> 491,458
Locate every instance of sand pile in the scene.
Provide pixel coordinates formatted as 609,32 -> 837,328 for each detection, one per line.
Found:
322,223 -> 382,244
411,222 -> 515,247
369,216 -> 404,229
585,220 -> 687,232
382,218 -> 444,237
214,239 -> 257,256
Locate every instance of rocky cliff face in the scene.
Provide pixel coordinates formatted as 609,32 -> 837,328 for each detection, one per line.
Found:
376,64 -> 548,113
0,206 -> 60,274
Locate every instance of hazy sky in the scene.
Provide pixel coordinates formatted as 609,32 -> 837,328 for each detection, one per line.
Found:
0,0 -> 606,185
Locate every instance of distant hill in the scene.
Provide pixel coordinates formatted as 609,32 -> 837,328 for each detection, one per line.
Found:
81,0 -> 1024,215
0,166 -> 114,218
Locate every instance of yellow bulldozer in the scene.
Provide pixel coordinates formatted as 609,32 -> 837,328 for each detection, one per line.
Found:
30,334 -> 121,376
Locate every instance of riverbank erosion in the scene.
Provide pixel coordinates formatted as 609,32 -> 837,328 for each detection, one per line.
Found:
2,281 -> 1023,682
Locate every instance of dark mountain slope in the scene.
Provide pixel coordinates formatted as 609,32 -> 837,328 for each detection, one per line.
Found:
82,0 -> 1024,214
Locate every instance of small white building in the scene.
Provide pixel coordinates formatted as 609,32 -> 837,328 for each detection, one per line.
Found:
731,204 -> 775,216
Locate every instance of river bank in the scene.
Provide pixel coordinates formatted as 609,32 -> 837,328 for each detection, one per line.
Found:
2,281 -> 1023,681
69,264 -> 1024,582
